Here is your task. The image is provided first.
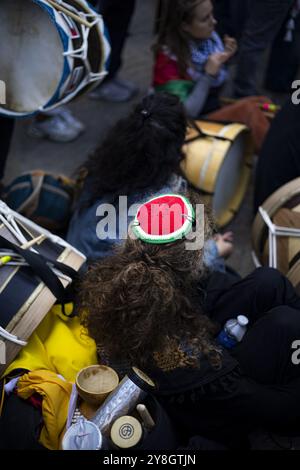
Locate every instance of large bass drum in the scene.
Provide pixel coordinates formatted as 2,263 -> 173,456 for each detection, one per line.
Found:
182,120 -> 253,227
0,0 -> 110,117
0,201 -> 86,375
252,177 -> 300,293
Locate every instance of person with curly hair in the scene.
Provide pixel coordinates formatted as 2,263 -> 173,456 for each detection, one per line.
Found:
77,192 -> 300,448
67,92 -> 233,270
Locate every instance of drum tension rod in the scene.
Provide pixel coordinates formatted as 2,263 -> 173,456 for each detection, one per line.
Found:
47,0 -> 94,28
0,327 -> 27,347
259,207 -> 300,269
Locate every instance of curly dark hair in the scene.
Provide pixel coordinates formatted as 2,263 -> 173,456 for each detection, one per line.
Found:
77,192 -> 221,371
154,0 -> 207,75
79,93 -> 188,208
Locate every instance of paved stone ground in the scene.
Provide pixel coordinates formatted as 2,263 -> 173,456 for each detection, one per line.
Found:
4,0 -> 289,277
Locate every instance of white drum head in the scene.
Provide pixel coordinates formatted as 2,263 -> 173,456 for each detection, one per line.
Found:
213,133 -> 245,221
0,0 -> 64,114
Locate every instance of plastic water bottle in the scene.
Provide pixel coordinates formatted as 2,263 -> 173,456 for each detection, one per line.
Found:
217,315 -> 249,349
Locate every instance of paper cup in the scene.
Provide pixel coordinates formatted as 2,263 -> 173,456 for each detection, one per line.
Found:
76,365 -> 119,407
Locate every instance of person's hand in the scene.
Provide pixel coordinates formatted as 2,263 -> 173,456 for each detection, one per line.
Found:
204,36 -> 238,77
224,35 -> 238,59
214,231 -> 234,259
204,52 -> 229,76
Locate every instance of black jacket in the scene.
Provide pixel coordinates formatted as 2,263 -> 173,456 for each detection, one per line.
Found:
149,348 -> 300,448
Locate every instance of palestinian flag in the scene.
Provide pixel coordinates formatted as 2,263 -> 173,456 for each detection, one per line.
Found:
153,50 -> 194,101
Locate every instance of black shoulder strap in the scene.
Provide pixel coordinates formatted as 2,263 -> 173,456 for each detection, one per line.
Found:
0,235 -> 77,304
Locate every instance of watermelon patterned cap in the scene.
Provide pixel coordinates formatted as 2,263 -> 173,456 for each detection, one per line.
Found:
132,194 -> 195,244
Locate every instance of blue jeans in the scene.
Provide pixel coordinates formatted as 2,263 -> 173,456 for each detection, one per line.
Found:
234,0 -> 294,97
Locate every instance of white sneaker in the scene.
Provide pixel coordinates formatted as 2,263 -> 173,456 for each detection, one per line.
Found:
89,77 -> 139,102
113,78 -> 139,94
41,107 -> 85,133
28,114 -> 82,142
57,107 -> 86,133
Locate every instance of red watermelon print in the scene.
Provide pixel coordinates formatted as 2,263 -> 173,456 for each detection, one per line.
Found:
132,194 -> 194,244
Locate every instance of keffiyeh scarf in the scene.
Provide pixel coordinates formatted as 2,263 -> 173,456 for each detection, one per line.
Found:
189,31 -> 228,88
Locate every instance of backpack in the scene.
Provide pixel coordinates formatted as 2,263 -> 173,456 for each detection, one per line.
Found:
2,170 -> 76,233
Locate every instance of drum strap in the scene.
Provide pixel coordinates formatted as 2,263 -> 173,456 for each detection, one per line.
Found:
186,120 -> 234,144
0,235 -> 77,307
16,173 -> 44,216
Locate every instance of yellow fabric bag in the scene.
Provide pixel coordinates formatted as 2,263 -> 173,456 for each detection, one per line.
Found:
4,304 -> 97,382
2,304 -> 97,450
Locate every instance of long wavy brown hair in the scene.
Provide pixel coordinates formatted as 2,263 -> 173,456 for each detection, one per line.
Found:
78,192 -> 221,370
154,0 -> 207,76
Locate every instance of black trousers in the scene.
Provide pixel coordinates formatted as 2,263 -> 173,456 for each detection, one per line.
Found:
234,0 -> 294,97
213,0 -> 250,39
0,394 -> 45,450
97,0 -> 136,80
205,267 -> 300,385
204,267 -> 300,326
0,116 -> 14,181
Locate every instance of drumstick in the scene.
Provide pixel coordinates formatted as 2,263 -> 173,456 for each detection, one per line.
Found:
47,0 -> 94,28
260,103 -> 280,113
220,97 -> 280,116
0,256 -> 12,267
21,234 -> 46,250
136,404 -> 155,430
